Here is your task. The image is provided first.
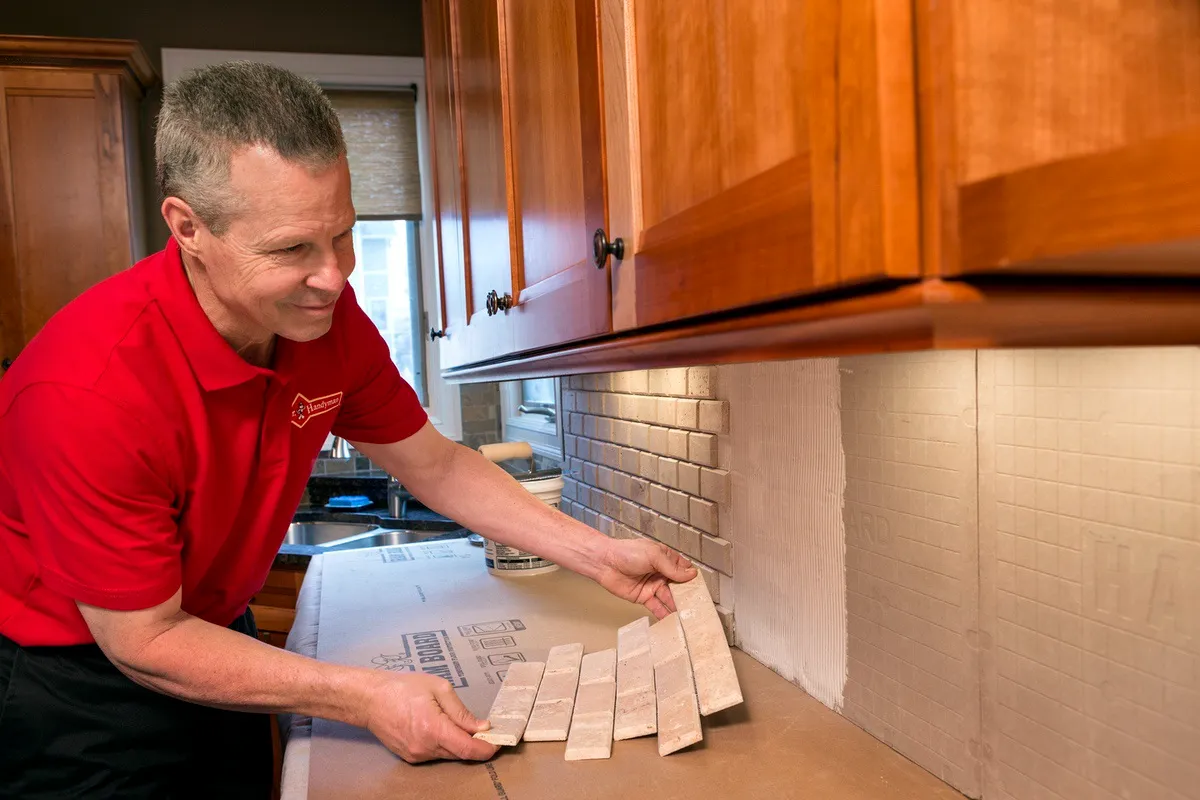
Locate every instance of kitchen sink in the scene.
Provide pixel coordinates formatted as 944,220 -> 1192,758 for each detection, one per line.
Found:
284,521 -> 379,547
281,519 -> 469,553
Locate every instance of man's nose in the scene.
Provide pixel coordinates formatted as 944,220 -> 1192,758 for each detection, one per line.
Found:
306,251 -> 345,294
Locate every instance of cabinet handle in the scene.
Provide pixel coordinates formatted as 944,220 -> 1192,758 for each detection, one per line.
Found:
1,358 -> 11,372
593,228 -> 625,269
429,327 -> 446,341
485,290 -> 513,316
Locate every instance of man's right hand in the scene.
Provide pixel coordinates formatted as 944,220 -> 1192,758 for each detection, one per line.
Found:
364,672 -> 500,763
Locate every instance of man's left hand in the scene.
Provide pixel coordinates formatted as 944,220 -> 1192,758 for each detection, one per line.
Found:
594,539 -> 698,619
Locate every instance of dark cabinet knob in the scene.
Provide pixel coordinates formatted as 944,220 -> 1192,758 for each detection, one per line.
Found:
485,290 -> 513,316
1,358 -> 11,372
429,327 -> 446,341
593,228 -> 624,269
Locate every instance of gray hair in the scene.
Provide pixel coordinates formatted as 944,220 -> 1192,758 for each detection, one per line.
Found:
156,61 -> 346,234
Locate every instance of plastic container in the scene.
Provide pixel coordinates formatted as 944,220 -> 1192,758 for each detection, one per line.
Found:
477,442 -> 562,576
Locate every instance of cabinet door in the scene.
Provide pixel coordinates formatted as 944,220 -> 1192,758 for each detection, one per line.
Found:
422,0 -> 471,369
497,0 -> 612,353
451,0 -> 516,365
920,1 -> 1200,276
0,68 -> 135,368
602,0 -> 919,330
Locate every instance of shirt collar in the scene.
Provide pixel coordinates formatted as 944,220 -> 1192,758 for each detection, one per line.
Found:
150,237 -> 275,392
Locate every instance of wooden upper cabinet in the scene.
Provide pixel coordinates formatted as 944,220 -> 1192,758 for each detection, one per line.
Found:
422,0 -> 474,370
602,0 -> 919,331
0,37 -> 156,374
498,0 -> 612,353
919,1 -> 1200,276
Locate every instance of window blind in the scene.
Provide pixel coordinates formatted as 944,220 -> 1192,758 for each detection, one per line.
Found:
326,89 -> 422,219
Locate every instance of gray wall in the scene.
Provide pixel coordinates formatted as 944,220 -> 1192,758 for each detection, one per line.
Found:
3,0 -> 424,253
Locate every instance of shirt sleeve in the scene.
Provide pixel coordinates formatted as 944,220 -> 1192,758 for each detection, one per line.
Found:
330,284 -> 429,444
3,384 -> 182,610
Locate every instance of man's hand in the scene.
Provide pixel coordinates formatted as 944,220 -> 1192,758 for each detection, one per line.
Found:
364,671 -> 499,763
594,538 -> 698,618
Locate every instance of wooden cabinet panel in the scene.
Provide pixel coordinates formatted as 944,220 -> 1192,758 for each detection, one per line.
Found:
500,0 -> 611,352
0,67 -> 141,369
600,0 -> 917,330
423,0 -> 471,369
452,0 -> 516,364
919,0 -> 1200,275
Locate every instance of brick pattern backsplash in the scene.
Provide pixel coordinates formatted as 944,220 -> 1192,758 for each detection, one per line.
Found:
557,368 -> 732,605
460,382 -> 502,451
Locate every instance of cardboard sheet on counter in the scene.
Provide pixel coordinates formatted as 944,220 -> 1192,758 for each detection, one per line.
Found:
307,540 -> 963,800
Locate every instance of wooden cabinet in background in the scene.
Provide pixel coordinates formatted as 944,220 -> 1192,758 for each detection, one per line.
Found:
0,36 -> 156,375
250,564 -> 308,647
917,1 -> 1200,277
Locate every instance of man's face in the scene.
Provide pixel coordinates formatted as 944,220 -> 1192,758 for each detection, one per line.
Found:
196,145 -> 357,344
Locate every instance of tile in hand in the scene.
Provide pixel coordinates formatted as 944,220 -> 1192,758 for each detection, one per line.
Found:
474,660 -> 546,746
649,614 -> 702,756
673,574 -> 743,715
614,617 -> 657,741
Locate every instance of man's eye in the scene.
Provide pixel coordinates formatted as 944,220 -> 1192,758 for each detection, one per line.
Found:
276,243 -> 306,254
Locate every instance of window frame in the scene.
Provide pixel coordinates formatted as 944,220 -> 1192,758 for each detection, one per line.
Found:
499,379 -> 563,461
161,48 -> 462,441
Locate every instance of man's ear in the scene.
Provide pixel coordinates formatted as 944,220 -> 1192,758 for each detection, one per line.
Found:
161,196 -> 205,260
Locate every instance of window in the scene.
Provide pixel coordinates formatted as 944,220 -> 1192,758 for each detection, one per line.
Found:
349,222 -> 420,398
501,378 -> 562,459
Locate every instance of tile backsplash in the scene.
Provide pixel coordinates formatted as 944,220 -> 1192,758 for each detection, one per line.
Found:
554,347 -> 1200,800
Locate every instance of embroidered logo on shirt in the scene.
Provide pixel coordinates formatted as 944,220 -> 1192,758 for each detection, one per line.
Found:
290,392 -> 344,429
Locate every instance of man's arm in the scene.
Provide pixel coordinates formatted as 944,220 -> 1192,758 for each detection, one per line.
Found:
352,423 -> 696,617
77,590 -> 498,764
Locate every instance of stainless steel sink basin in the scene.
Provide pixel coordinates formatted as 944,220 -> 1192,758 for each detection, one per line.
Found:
284,521 -> 378,547
322,529 -> 451,550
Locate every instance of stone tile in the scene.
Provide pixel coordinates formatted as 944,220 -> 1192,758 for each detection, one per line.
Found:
668,490 -> 690,523
615,618 -> 656,740
526,644 -> 584,741
583,462 -> 598,486
602,443 -> 619,468
611,419 -> 631,446
565,649 -> 617,760
694,562 -> 720,604
661,368 -> 689,396
673,575 -> 743,715
629,477 -> 650,506
618,394 -> 638,421
597,466 -> 614,492
601,392 -> 620,418
675,399 -> 699,430
651,514 -> 680,550
650,484 -> 671,515
701,535 -> 733,576
612,471 -> 631,500
700,468 -> 729,503
584,509 -> 600,530
648,426 -> 669,456
618,447 -> 640,474
689,497 -> 718,534
677,525 -> 702,559
656,397 -> 677,427
678,462 -> 701,496
639,451 -> 658,481
596,416 -> 613,441
637,396 -> 657,423
565,435 -> 578,458
620,500 -> 644,529
648,369 -> 668,396
649,614 -> 702,756
603,492 -> 622,520
658,457 -> 679,489
686,366 -> 716,398
630,422 -> 650,451
474,661 -> 546,746
598,515 -> 615,537
668,429 -> 689,460
698,400 -> 729,434
688,432 -> 717,467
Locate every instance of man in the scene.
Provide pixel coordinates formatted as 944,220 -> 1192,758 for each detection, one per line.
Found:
0,61 -> 695,798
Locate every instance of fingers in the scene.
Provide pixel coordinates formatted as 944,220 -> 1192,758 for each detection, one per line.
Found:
436,714 -> 500,761
652,543 -> 697,583
434,682 -> 491,733
644,594 -> 671,619
655,581 -> 677,613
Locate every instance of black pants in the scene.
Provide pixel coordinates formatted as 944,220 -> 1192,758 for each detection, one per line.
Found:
0,609 -> 273,799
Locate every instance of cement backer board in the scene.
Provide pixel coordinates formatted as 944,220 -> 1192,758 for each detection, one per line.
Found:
717,359 -> 848,709
839,351 -> 982,796
978,348 -> 1200,800
305,540 -> 963,800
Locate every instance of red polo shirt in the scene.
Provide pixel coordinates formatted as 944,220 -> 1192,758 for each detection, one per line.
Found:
0,238 -> 427,646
